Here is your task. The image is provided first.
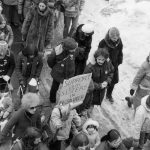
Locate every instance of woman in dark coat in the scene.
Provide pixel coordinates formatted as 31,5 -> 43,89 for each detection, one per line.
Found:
74,23 -> 94,75
76,48 -> 114,115
98,27 -> 123,103
47,37 -> 78,103
21,0 -> 54,52
84,48 -> 114,106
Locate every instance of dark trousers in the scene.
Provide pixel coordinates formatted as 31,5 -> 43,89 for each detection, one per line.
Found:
49,140 -> 61,150
0,78 -> 7,92
133,132 -> 150,150
2,4 -> 20,25
106,83 -> 115,98
63,15 -> 79,38
49,79 -> 60,103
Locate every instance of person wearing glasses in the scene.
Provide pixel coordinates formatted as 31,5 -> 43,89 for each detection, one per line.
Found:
0,93 -> 42,144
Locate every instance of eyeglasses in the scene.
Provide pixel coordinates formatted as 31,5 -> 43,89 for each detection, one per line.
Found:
29,106 -> 39,110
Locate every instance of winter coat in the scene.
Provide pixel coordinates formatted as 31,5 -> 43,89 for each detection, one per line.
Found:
18,0 -> 40,17
50,107 -> 81,140
0,51 -> 15,77
0,108 -> 41,142
131,58 -> 150,92
98,32 -> 123,84
62,0 -> 85,17
16,52 -> 43,82
3,0 -> 17,5
134,95 -> 150,139
21,6 -> 54,52
47,45 -> 76,83
74,24 -> 92,61
0,25 -> 14,47
83,62 -> 114,105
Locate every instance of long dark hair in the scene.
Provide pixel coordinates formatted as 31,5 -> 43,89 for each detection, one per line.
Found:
101,129 -> 120,142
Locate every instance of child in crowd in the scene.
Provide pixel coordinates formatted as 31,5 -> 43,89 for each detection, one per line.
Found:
83,118 -> 100,150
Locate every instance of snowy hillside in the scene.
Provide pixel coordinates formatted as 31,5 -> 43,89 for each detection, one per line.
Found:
79,0 -> 150,138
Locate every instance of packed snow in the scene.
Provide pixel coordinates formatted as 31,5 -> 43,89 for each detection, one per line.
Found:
78,0 -> 150,139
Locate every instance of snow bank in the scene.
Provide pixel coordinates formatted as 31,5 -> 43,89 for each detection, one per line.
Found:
79,0 -> 150,138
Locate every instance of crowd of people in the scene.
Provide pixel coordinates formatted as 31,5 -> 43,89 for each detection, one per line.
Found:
0,0 -> 149,150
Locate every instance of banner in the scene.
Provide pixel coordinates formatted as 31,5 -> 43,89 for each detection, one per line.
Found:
59,73 -> 92,105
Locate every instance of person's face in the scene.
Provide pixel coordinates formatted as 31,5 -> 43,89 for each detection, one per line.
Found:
0,21 -> 6,29
69,48 -> 76,54
28,55 -> 34,58
87,127 -> 95,135
108,137 -> 122,148
27,105 -> 38,114
109,33 -> 119,42
34,137 -> 41,144
0,47 -> 7,59
39,2 -> 46,11
96,55 -> 106,65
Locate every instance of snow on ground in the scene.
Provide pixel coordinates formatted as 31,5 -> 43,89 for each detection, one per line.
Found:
79,0 -> 150,138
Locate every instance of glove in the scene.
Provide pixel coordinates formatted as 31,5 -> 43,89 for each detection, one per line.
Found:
3,75 -> 10,82
101,81 -> 108,89
20,80 -> 25,88
130,89 -> 135,96
18,14 -> 24,23
3,111 -> 9,119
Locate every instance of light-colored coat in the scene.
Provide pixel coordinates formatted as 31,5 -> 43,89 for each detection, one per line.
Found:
131,60 -> 150,91
50,107 -> 81,140
134,95 -> 150,139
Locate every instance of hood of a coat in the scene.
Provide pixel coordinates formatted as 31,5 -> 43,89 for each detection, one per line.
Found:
104,31 -> 121,49
141,95 -> 150,112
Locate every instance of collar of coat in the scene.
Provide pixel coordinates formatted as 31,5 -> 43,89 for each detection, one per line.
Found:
104,32 -> 121,49
37,7 -> 51,17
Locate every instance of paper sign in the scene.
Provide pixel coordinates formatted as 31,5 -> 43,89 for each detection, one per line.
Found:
59,73 -> 92,105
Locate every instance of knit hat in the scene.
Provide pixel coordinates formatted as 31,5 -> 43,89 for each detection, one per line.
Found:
107,129 -> 120,142
39,0 -> 48,5
109,27 -> 120,40
63,37 -> 78,51
146,95 -> 150,108
22,44 -> 38,56
94,48 -> 109,59
82,24 -> 94,34
0,40 -> 8,50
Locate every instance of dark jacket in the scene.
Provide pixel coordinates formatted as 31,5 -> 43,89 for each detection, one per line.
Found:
83,62 -> 114,105
47,48 -> 76,83
0,51 -> 15,77
16,52 -> 43,82
21,6 -> 54,52
74,24 -> 93,62
0,108 -> 41,143
98,32 -> 123,83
